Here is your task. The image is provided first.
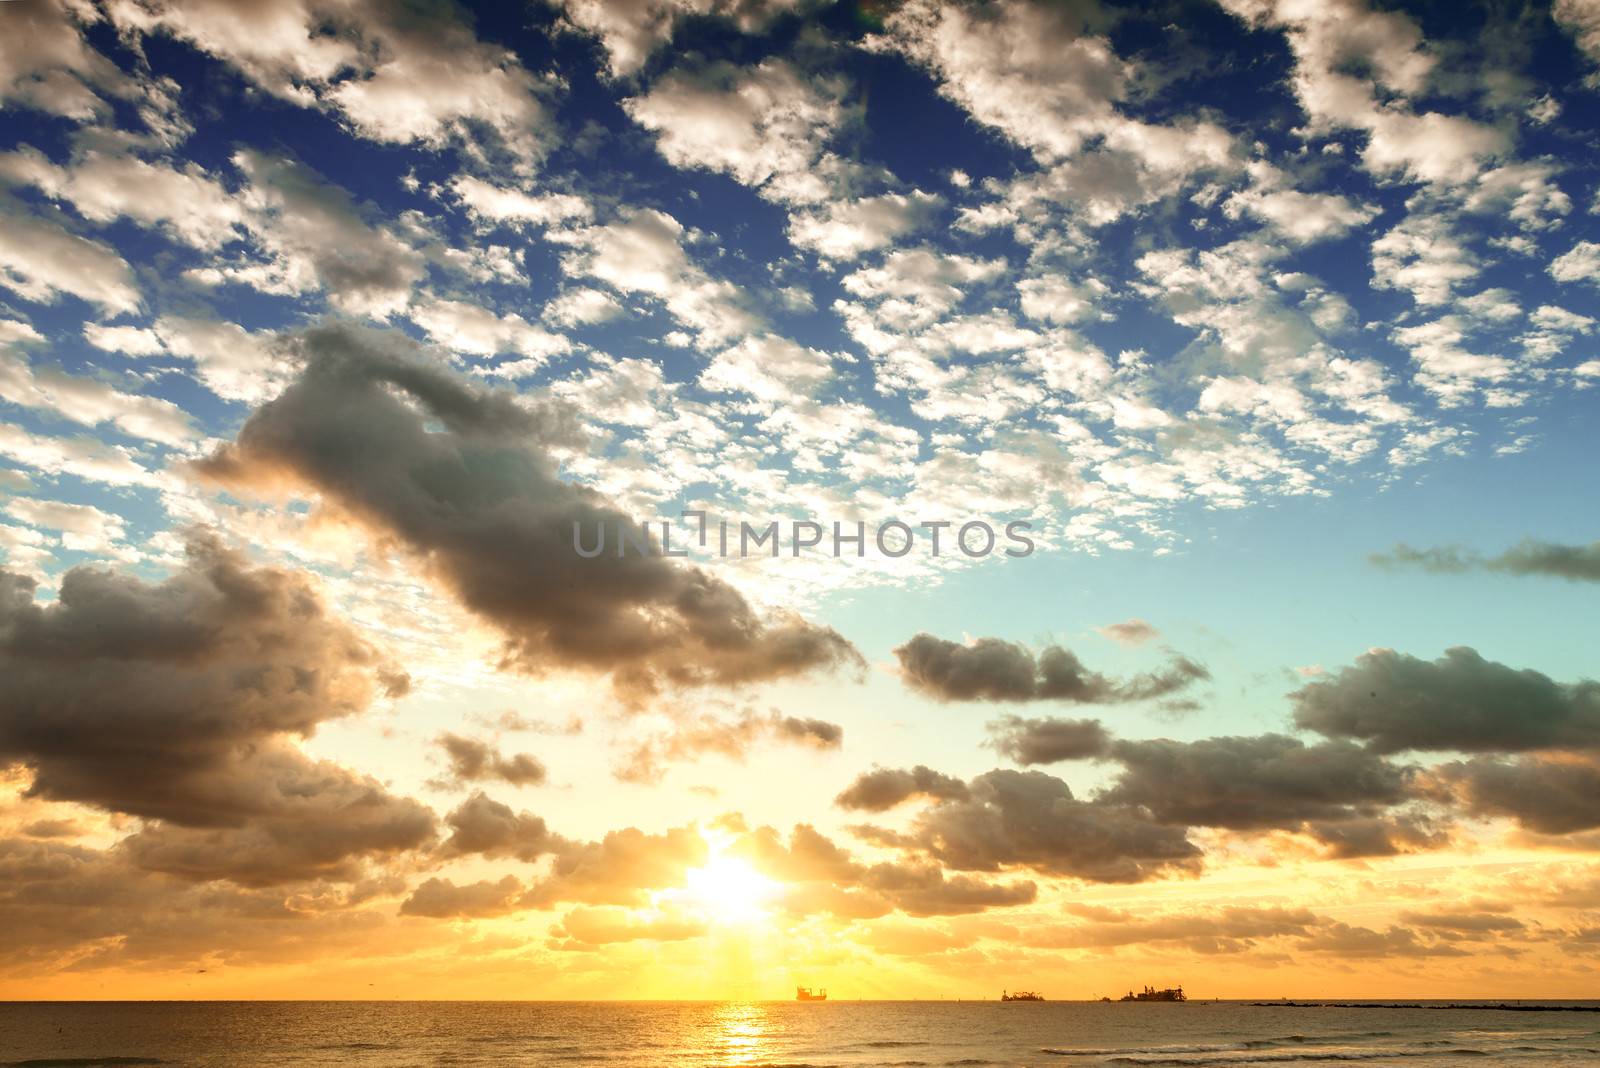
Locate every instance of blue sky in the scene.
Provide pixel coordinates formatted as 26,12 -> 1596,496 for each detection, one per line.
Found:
2,0 -> 1600,998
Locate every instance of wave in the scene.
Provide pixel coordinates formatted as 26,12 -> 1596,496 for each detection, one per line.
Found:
1041,1032 -> 1407,1059
1089,1050 -> 1486,1066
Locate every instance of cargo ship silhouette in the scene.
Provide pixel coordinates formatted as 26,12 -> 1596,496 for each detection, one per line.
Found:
1000,990 -> 1044,1001
1119,985 -> 1187,1002
796,986 -> 827,1001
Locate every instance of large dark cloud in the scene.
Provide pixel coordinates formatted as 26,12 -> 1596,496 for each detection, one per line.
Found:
1302,814 -> 1448,859
988,715 -> 1110,764
439,792 -> 562,862
859,768 -> 1202,883
1421,756 -> 1600,834
0,532 -> 433,884
834,764 -> 971,811
1373,540 -> 1600,583
400,875 -> 528,919
857,860 -> 1036,916
893,633 -> 1207,704
198,323 -> 863,702
0,835 -> 423,971
1292,647 -> 1600,754
1099,734 -> 1411,830
1295,922 -> 1469,958
849,724 -> 1444,865
115,744 -> 436,886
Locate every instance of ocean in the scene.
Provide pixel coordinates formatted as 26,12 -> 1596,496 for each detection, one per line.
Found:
1,1000 -> 1597,1066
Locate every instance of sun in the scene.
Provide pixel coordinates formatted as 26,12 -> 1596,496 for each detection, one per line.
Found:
682,854 -> 779,925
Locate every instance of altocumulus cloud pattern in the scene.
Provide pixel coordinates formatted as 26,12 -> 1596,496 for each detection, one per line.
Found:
0,0 -> 1599,1002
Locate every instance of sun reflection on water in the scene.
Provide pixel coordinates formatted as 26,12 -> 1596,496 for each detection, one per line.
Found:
710,1001 -> 769,1066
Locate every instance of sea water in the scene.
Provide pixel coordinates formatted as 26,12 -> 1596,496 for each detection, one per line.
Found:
1,1000 -> 1597,1066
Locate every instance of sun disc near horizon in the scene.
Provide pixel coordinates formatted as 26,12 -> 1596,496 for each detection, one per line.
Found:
683,855 -> 779,925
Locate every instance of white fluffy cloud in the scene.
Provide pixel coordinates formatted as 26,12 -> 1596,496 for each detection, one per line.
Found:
1225,0 -> 1508,184
189,151 -> 426,319
3,498 -> 127,554
408,296 -> 571,366
869,0 -> 1125,165
626,58 -> 848,196
1554,0 -> 1600,82
81,316 -> 287,405
0,423 -> 160,487
553,0 -> 815,77
0,197 -> 139,315
448,175 -> 591,230
1371,213 -> 1480,306
103,0 -> 555,166
788,192 -> 942,262
0,144 -> 243,250
0,352 -> 194,447
555,208 -> 758,344
1222,163 -> 1378,245
1550,241 -> 1600,286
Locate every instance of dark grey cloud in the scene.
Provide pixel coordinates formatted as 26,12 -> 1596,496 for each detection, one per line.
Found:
1422,756 -> 1600,834
1303,813 -> 1448,859
858,861 -> 1036,916
1398,909 -> 1524,933
987,715 -> 1111,764
1373,539 -> 1600,583
0,531 -> 433,885
893,633 -> 1207,704
1490,540 -> 1600,582
1296,922 -> 1470,958
439,792 -> 562,862
983,720 -> 1443,856
400,875 -> 527,919
115,744 -> 436,886
1099,734 -> 1411,830
1292,646 -> 1600,754
0,835 -> 415,971
881,768 -> 1202,883
833,764 -> 971,811
437,733 -> 547,787
198,323 -> 863,702
0,533 -> 402,821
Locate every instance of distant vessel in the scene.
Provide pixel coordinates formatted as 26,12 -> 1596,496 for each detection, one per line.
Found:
1001,990 -> 1044,1002
796,986 -> 827,1001
1120,985 -> 1187,1002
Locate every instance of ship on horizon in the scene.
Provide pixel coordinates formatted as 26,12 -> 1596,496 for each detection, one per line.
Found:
796,986 -> 827,1001
1119,985 -> 1187,1002
1000,989 -> 1044,1001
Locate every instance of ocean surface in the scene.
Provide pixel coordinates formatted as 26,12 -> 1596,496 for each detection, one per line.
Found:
2,1000 -> 1598,1067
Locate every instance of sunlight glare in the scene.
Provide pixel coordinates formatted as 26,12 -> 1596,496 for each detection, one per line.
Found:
683,854 -> 778,925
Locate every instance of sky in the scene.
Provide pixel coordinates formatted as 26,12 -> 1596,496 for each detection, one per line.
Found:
1,0 -> 1599,1001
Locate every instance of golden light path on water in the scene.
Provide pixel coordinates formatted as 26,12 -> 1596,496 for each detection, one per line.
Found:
710,1001 -> 769,1066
